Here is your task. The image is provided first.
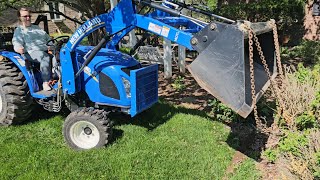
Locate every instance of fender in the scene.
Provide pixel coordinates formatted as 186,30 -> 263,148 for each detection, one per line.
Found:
0,51 -> 39,95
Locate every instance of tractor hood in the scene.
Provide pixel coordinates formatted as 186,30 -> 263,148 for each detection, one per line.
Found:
75,46 -> 139,71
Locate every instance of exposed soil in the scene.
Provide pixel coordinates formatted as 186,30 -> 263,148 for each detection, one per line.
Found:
158,64 -> 214,112
157,63 -> 280,179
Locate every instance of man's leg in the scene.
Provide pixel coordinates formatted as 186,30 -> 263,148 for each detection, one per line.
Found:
29,51 -> 52,90
49,53 -> 60,79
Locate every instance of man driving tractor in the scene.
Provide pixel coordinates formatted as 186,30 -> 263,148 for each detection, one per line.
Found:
12,7 -> 55,91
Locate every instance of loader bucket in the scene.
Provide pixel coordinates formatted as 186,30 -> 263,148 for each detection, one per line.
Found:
188,21 -> 277,118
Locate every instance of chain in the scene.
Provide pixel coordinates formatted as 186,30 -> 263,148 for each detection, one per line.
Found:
247,27 -> 263,128
251,26 -> 285,108
270,21 -> 284,80
270,21 -> 293,123
244,20 -> 288,130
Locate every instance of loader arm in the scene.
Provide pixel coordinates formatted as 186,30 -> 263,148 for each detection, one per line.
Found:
135,15 -> 194,49
133,0 -> 277,118
61,0 -> 278,118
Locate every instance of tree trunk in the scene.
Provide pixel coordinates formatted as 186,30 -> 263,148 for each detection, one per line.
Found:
87,0 -> 107,45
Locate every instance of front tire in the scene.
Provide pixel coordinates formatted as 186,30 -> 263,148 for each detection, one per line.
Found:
0,58 -> 34,125
63,108 -> 113,150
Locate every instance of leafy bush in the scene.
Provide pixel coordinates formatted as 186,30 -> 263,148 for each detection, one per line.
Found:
263,63 -> 320,178
266,129 -> 320,179
207,0 -> 218,10
311,91 -> 320,122
262,149 -> 278,163
208,98 -> 239,122
171,76 -> 186,92
281,40 -> 320,65
315,152 -> 320,176
256,94 -> 277,119
274,64 -> 320,129
278,131 -> 308,157
119,47 -> 131,54
296,112 -> 317,130
215,0 -> 306,45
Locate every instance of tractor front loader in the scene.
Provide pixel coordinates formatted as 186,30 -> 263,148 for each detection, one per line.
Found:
0,0 -> 278,150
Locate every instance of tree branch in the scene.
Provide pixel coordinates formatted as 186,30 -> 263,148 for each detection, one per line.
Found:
50,0 -> 92,18
34,10 -> 83,24
4,3 -> 18,10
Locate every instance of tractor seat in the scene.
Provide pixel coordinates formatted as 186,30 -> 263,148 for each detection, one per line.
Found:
25,59 -> 41,71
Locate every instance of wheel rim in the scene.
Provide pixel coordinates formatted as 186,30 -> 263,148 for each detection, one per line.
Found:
69,121 -> 100,149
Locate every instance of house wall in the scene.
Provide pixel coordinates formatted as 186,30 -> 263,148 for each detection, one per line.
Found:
33,6 -> 80,35
304,0 -> 320,40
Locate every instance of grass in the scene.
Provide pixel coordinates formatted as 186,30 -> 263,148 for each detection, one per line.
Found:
227,159 -> 261,180
0,102 -> 261,179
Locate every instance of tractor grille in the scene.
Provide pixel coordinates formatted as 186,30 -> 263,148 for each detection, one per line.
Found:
121,64 -> 142,76
130,64 -> 158,117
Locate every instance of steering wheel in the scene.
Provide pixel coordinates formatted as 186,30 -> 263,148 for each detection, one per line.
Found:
46,35 -> 70,63
46,35 -> 70,46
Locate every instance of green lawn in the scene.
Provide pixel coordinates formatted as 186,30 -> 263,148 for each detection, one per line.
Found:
0,102 -> 260,179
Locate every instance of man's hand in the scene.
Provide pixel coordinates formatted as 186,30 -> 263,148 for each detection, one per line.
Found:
47,46 -> 54,55
47,46 -> 54,51
17,47 -> 24,54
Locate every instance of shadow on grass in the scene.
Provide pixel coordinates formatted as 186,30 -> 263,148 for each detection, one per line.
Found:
20,104 -> 70,125
225,97 -> 277,161
108,100 -> 214,146
111,99 -> 213,130
110,99 -> 275,161
225,117 -> 270,161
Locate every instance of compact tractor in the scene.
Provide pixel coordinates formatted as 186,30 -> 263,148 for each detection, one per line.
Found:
0,0 -> 278,150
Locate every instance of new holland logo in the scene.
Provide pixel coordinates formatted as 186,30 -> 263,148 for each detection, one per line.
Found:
70,17 -> 105,47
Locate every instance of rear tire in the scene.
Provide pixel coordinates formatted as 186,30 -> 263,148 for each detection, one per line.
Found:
63,108 -> 113,150
0,58 -> 34,125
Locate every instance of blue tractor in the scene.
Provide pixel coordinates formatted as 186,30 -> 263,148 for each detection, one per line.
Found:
0,0 -> 278,149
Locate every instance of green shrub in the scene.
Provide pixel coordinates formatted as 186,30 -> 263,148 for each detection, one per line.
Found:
296,112 -> 317,130
278,131 -> 308,157
295,63 -> 313,82
262,149 -> 278,163
311,91 -> 320,122
208,99 -> 239,122
215,0 -> 306,44
80,37 -> 89,46
316,152 -> 320,166
274,63 -> 320,129
281,41 -> 320,65
256,94 -> 276,118
119,47 -> 131,54
171,76 -> 186,92
207,0 -> 218,10
312,136 -> 320,178
293,41 -> 320,65
263,129 -> 320,179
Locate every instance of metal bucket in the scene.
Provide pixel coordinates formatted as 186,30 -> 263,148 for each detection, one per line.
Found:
188,20 -> 277,118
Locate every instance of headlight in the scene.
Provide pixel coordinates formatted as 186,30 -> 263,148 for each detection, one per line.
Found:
122,77 -> 131,98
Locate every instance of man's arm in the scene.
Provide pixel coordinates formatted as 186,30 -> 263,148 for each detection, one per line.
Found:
12,27 -> 25,54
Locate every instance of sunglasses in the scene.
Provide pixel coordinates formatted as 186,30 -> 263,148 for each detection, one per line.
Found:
21,15 -> 31,18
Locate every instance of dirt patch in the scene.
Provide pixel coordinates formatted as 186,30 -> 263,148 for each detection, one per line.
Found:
222,151 -> 248,179
256,160 -> 280,180
158,64 -> 214,112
